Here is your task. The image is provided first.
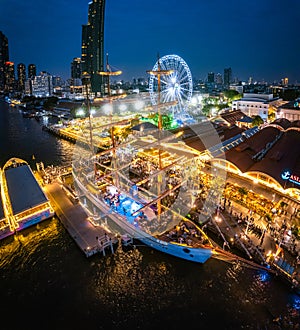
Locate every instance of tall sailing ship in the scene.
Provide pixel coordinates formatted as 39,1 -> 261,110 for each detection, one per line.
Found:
72,56 -> 226,263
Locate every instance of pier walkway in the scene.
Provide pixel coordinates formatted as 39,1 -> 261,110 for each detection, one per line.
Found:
43,181 -> 118,257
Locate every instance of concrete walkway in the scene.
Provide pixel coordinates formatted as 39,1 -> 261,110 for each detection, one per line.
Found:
44,182 -> 118,257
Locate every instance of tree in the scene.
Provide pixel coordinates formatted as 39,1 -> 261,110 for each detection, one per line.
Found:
223,89 -> 242,101
145,113 -> 176,129
201,104 -> 215,117
251,115 -> 264,127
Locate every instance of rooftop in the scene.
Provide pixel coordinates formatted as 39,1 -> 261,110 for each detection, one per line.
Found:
5,164 -> 49,215
219,119 -> 300,189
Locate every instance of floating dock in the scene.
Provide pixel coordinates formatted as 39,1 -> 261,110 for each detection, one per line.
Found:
43,181 -> 118,257
0,158 -> 54,239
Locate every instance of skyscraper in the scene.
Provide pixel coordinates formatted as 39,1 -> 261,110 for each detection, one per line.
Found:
28,64 -> 36,79
81,0 -> 106,95
17,63 -> 26,92
0,31 -> 9,92
207,72 -> 215,83
4,61 -> 15,93
71,57 -> 82,85
215,73 -> 223,85
223,67 -> 232,88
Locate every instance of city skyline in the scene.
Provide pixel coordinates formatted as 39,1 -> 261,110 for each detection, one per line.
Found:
1,0 -> 300,83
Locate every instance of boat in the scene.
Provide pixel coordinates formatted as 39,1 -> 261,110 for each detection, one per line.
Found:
73,155 -> 214,263
71,56 -> 225,264
1,158 -> 55,234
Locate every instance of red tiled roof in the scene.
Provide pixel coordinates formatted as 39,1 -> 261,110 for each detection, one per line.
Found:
223,126 -> 280,172
249,129 -> 300,188
220,122 -> 300,189
220,110 -> 245,125
272,118 -> 291,130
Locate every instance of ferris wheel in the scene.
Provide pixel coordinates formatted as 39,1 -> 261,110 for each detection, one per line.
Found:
148,54 -> 193,120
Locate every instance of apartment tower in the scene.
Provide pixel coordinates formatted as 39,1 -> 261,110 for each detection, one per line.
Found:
81,0 -> 106,95
0,31 -> 9,92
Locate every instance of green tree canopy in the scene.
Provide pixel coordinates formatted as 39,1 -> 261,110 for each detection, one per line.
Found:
223,89 -> 242,101
251,115 -> 264,127
145,113 -> 177,129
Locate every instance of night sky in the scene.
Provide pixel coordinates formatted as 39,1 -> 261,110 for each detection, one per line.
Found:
1,0 -> 300,83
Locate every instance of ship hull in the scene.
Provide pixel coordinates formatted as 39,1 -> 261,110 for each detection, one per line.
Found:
74,172 -> 212,264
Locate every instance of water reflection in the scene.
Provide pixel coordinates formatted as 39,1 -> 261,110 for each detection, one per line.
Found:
0,218 -> 60,269
0,102 -> 75,167
0,100 -> 299,329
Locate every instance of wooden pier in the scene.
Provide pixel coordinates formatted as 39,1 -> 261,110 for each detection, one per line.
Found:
43,181 -> 118,257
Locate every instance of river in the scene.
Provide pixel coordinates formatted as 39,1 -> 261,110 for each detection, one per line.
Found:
0,100 -> 299,330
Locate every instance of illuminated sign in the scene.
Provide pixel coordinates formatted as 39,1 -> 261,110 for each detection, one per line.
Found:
281,170 -> 300,186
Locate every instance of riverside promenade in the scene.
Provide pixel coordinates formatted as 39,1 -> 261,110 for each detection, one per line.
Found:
43,181 -> 118,257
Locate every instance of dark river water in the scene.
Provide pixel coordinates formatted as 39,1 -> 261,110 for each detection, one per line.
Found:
0,100 -> 299,330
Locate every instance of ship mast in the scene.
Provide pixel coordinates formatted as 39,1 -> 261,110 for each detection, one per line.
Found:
98,53 -> 123,186
146,54 -> 173,219
81,72 -> 96,177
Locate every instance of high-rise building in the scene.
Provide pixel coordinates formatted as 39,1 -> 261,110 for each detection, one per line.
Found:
0,31 -> 9,92
215,73 -> 223,85
30,71 -> 53,97
4,61 -> 15,93
281,77 -> 288,86
17,63 -> 26,92
71,57 -> 82,85
81,0 -> 106,95
52,75 -> 63,87
224,67 -> 232,88
207,72 -> 215,83
28,64 -> 36,79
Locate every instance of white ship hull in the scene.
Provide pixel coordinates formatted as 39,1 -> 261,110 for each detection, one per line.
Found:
73,172 -> 212,264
